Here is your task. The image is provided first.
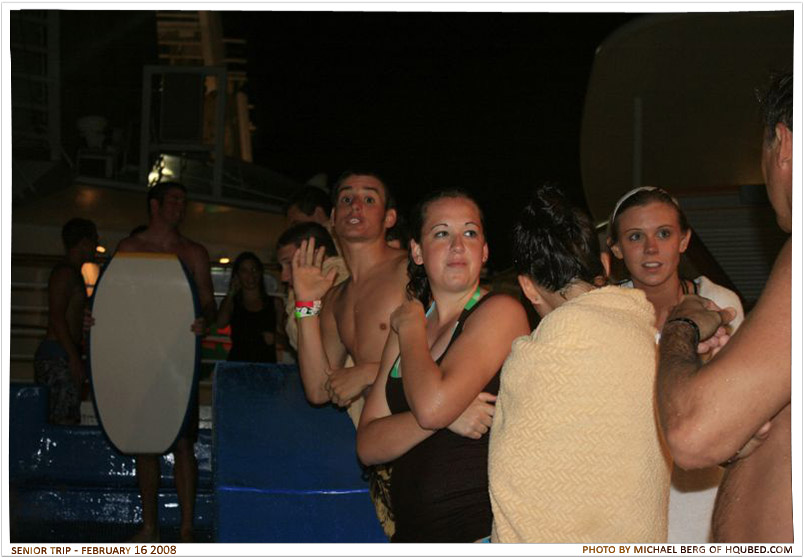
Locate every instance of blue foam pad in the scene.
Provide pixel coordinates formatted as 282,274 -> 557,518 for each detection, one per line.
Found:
213,363 -> 387,542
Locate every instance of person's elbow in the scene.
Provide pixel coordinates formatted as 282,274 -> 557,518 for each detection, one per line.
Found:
355,428 -> 382,466
663,416 -> 731,470
411,402 -> 451,431
303,386 -> 330,406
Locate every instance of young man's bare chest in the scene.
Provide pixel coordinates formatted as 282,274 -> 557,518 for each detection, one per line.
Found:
331,273 -> 403,363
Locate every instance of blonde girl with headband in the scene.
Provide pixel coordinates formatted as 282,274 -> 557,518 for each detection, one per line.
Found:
607,186 -> 744,332
607,186 -> 743,543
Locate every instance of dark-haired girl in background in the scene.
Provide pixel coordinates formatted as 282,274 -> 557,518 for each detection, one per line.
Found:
217,252 -> 278,363
488,184 -> 670,542
606,186 -> 744,542
357,190 -> 529,542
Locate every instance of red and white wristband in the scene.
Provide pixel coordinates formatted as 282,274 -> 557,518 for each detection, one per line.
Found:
295,300 -> 322,319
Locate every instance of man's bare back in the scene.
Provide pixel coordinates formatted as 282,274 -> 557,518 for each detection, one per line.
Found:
46,263 -> 87,347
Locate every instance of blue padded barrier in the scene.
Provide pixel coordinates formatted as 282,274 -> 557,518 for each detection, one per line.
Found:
213,363 -> 387,542
9,384 -> 213,539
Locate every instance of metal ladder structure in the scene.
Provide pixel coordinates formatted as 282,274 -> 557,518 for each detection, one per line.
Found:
10,10 -> 63,201
151,10 -> 255,162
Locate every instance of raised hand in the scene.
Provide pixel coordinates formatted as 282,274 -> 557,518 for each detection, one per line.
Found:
291,238 -> 338,301
447,392 -> 496,439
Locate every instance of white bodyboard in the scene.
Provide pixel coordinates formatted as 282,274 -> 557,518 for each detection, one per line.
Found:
89,253 -> 199,454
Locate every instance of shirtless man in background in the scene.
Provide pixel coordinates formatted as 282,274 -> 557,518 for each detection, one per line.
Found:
115,181 -> 217,542
657,72 -> 793,542
35,218 -> 98,424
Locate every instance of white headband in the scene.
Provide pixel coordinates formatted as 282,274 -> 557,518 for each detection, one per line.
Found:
609,186 -> 680,231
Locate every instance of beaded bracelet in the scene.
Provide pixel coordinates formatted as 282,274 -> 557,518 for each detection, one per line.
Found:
666,317 -> 701,347
295,300 -> 322,319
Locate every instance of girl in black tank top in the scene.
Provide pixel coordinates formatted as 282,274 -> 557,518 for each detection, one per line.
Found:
356,191 -> 530,542
386,294 -> 502,542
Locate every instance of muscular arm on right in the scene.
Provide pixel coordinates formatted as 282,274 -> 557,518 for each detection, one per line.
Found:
658,239 -> 791,469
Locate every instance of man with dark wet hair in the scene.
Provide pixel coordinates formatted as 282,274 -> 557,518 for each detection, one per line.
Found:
35,218 -> 98,425
657,71 -> 793,542
285,185 -> 333,227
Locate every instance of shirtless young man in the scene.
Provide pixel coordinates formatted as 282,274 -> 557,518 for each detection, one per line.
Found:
292,172 -> 408,413
657,72 -> 793,542
35,218 -> 98,424
115,182 -> 217,542
290,172 -> 407,537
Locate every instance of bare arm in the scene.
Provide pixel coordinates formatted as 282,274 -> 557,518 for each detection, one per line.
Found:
658,239 -> 791,469
47,266 -> 84,384
326,361 -> 380,407
356,330 -> 435,465
215,276 -> 240,329
293,238 -> 344,403
396,294 -> 529,430
188,243 -> 217,328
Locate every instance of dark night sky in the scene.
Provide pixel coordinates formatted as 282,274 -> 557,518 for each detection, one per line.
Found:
60,10 -> 640,269
225,11 -> 639,268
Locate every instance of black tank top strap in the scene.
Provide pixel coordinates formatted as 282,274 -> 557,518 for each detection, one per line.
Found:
680,278 -> 699,296
435,291 -> 500,365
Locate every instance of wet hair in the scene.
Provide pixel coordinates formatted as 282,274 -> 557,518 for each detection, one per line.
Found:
146,181 -> 186,216
230,251 -> 268,305
62,218 -> 97,250
385,212 -> 411,247
276,222 -> 338,258
286,186 -> 332,218
757,71 -> 793,143
513,183 -> 603,292
607,186 -> 689,243
407,189 -> 486,307
332,170 -> 396,211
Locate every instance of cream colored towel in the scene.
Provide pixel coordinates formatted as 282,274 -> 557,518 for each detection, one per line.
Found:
489,286 -> 671,543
